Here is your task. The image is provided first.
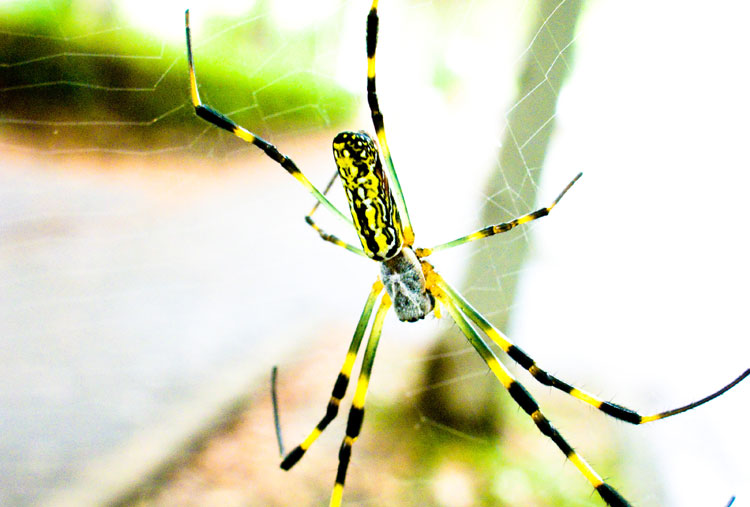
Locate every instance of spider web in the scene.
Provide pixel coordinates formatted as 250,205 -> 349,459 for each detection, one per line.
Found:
1,1 -> 748,506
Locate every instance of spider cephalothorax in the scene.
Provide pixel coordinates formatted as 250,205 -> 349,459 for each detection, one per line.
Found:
379,247 -> 434,322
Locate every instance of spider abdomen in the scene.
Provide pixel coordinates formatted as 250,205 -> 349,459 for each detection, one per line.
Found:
333,131 -> 403,261
380,248 -> 434,322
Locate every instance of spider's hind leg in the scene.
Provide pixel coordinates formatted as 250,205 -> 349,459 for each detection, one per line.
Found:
365,0 -> 413,245
184,9 -> 351,227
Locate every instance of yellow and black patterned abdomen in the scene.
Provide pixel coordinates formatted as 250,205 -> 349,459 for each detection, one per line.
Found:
333,131 -> 403,261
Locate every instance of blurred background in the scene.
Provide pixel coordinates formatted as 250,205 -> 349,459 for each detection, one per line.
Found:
1,0 -> 748,506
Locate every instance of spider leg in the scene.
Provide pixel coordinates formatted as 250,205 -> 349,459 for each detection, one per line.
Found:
184,10 -> 351,227
439,277 -> 750,424
280,281 -> 383,471
307,170 -> 340,217
271,366 -> 284,456
304,215 -> 368,257
366,1 -> 414,245
331,291 -> 392,507
303,170 -> 367,257
431,277 -> 630,507
421,172 -> 581,256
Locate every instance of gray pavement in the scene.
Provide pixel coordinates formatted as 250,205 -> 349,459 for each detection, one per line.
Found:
0,152 -> 372,506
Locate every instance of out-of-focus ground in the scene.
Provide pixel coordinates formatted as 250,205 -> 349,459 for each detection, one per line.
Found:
0,138 -> 375,506
121,321 -> 622,507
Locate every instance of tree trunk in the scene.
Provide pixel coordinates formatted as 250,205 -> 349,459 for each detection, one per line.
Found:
418,0 -> 584,435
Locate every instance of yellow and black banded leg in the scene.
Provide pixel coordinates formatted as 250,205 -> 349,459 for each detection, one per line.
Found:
439,278 -> 750,425
330,291 -> 391,507
184,10 -> 351,227
305,214 -> 368,257
280,281 -> 384,470
303,170 -> 367,257
305,169 -> 339,221
420,172 -> 582,256
432,278 -> 630,507
365,0 -> 414,246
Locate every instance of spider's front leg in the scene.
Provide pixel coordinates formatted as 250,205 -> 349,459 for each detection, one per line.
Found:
427,270 -> 632,507
330,292 -> 392,507
438,276 -> 750,425
279,281 -> 383,471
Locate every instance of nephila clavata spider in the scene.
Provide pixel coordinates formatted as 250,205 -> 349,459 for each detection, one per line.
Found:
184,3 -> 749,506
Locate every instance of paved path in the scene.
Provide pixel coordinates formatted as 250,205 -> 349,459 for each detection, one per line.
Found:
0,149 -> 373,506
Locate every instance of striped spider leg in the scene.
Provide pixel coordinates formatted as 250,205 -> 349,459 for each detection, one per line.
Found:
184,10 -> 358,247
185,3 -> 749,506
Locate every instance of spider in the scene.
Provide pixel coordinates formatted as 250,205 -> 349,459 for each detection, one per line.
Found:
184,4 -> 749,506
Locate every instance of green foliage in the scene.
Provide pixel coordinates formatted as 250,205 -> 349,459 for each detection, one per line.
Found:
0,2 -> 356,154
364,393 -> 633,506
